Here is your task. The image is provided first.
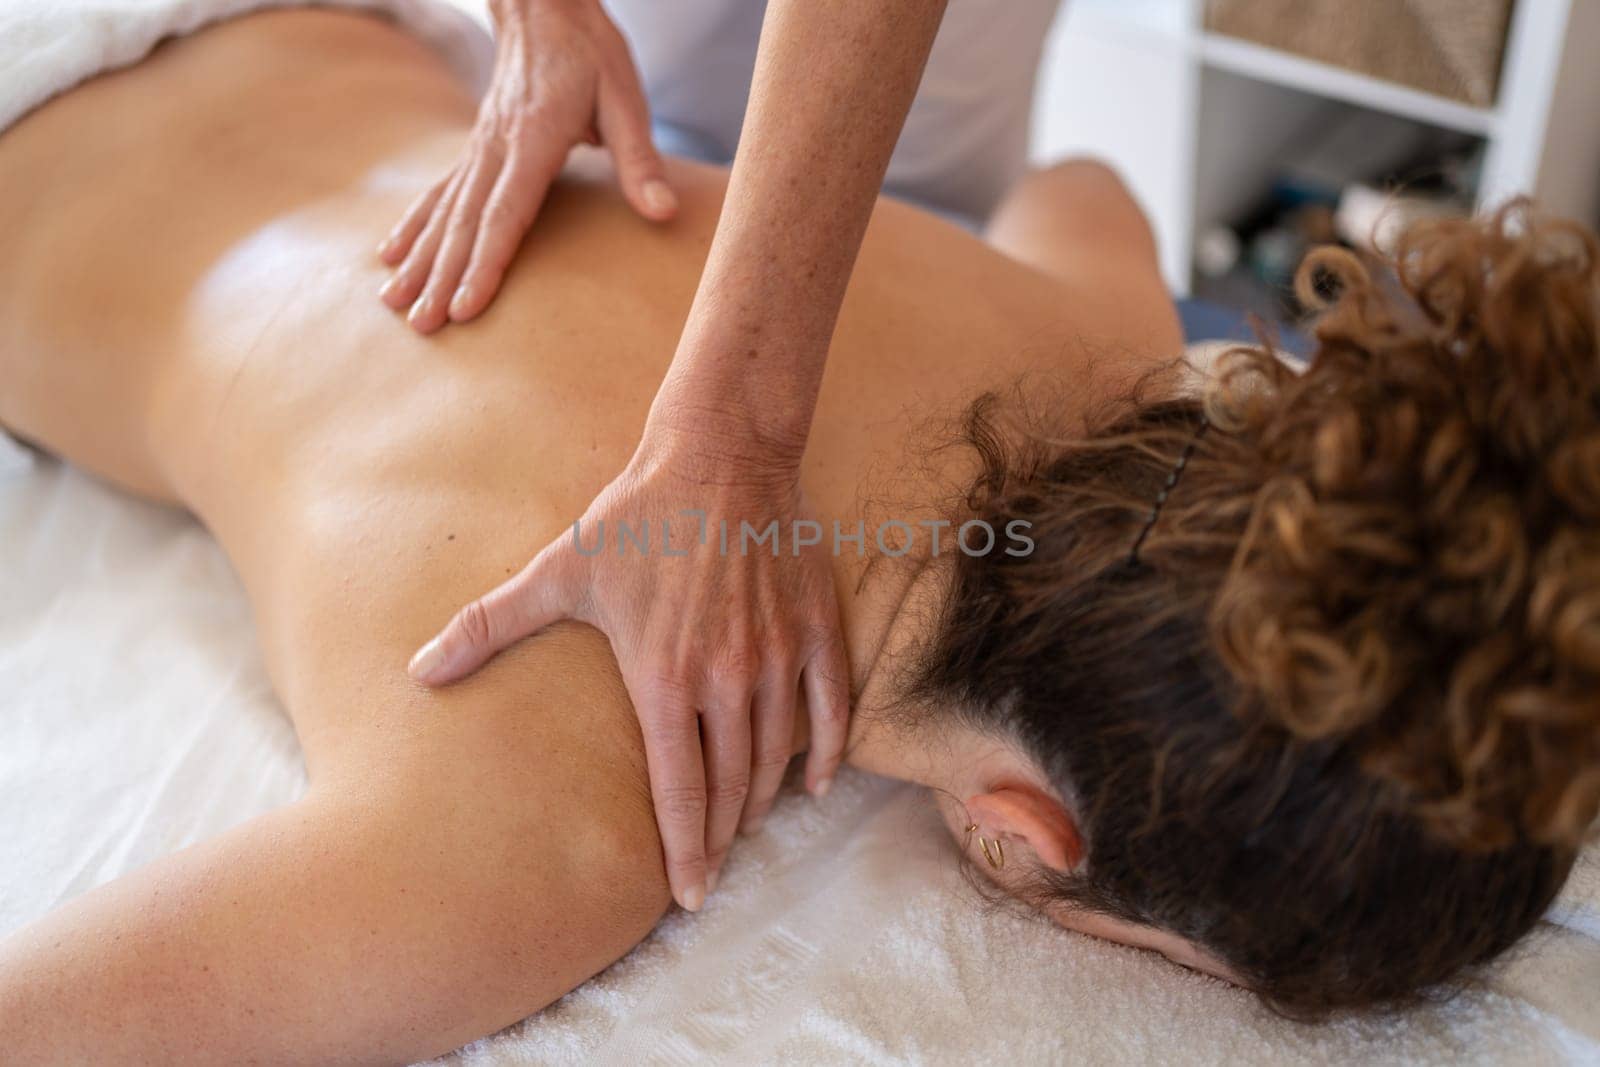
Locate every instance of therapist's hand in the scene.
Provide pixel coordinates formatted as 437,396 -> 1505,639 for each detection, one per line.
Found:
407,425 -> 851,913
377,0 -> 677,333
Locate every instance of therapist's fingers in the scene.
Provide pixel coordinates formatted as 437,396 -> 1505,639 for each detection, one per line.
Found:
631,675 -> 708,912
380,167 -> 465,312
801,619 -> 851,799
409,147 -> 506,334
377,173 -> 449,266
741,661 -> 800,837
596,68 -> 676,223
450,140 -> 564,324
408,540 -> 582,686
700,681 -> 753,892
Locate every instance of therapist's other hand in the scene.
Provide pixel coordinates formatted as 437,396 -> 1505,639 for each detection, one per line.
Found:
377,0 -> 677,333
407,432 -> 851,913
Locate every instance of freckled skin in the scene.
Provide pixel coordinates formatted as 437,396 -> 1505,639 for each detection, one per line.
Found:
0,9 -> 1180,1063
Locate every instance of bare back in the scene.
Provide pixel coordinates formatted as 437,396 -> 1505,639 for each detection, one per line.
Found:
0,9 -> 1180,1051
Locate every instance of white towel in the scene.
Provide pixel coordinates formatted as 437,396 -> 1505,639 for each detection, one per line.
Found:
0,432 -> 34,478
0,0 -> 492,139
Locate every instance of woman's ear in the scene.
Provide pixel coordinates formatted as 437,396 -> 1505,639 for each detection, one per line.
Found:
966,786 -> 1083,872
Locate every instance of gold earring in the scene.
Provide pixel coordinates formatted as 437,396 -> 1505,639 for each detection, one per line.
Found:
978,835 -> 1005,870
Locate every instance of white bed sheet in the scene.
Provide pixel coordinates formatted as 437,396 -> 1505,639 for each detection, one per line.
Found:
2,444 -> 1597,1065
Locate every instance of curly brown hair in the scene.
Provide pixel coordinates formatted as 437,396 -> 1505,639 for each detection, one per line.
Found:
912,204 -> 1600,1016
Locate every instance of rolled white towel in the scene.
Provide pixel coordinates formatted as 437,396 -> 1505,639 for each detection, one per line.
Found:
0,0 -> 493,139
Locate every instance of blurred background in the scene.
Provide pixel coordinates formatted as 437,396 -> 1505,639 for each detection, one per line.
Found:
1033,0 -> 1600,337
437,0 -> 1600,339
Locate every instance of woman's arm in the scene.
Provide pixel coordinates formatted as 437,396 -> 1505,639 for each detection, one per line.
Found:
412,0 -> 951,916
0,625 -> 671,1065
650,0 -> 952,462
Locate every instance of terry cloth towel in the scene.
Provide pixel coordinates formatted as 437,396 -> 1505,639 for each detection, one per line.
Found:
0,0 -> 492,138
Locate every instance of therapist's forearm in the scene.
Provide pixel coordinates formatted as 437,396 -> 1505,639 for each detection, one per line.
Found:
648,0 -> 950,471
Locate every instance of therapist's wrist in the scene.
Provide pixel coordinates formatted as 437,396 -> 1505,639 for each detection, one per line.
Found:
641,393 -> 809,491
650,332 -> 827,474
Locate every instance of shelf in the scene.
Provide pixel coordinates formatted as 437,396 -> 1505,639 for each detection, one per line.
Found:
1040,0 -> 1600,303
1197,33 -> 1498,137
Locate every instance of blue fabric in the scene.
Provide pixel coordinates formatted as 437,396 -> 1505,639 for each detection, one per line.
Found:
1177,298 -> 1311,359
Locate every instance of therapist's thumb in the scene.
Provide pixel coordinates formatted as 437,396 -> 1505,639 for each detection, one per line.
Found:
597,78 -> 677,223
409,542 -> 580,686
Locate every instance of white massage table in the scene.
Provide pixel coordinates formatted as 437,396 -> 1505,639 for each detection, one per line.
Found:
1,427 -> 1597,1066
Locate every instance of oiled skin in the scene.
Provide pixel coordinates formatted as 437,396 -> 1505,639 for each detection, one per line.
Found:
0,10 -> 1180,1063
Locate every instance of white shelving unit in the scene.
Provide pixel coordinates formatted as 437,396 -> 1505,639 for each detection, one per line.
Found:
1031,0 -> 1600,296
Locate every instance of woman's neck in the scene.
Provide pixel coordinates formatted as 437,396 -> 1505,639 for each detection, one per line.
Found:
834,552 -> 958,785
